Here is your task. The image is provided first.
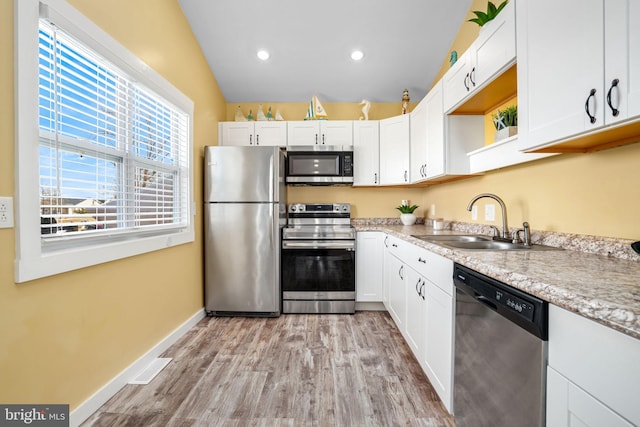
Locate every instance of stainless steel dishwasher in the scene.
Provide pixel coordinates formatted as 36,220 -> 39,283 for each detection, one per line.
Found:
453,263 -> 548,427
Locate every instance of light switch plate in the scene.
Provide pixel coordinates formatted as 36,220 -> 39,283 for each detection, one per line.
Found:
471,205 -> 478,221
0,197 -> 14,228
485,204 -> 495,221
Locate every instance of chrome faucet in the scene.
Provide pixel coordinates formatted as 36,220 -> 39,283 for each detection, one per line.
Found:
467,193 -> 509,240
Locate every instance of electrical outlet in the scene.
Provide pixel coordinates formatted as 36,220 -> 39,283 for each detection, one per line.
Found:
471,205 -> 478,221
0,197 -> 14,228
430,204 -> 436,217
485,204 -> 495,221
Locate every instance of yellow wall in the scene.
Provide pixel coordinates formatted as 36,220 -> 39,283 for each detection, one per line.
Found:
0,0 -> 226,409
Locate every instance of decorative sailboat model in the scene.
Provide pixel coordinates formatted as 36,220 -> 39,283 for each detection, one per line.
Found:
304,95 -> 328,120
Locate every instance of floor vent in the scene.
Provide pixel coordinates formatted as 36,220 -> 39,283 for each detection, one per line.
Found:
128,358 -> 172,385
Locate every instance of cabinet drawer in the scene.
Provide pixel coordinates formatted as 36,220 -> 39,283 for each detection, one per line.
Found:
383,234 -> 410,260
548,305 -> 640,426
406,244 -> 454,295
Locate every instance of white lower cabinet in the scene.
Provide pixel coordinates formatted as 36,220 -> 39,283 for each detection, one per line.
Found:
378,233 -> 454,413
404,266 -> 425,357
385,253 -> 406,329
547,305 -> 640,426
547,367 -> 633,427
422,279 -> 453,412
356,232 -> 384,302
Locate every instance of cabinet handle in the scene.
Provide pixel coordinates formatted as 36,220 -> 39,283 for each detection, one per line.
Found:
420,281 -> 425,300
322,134 -> 326,144
399,265 -> 404,280
374,173 -> 378,184
464,73 -> 470,91
606,78 -> 620,117
256,134 -> 260,145
249,134 -> 253,145
418,257 -> 426,264
415,278 -> 421,295
315,134 -> 318,144
384,235 -> 389,248
404,170 -> 408,182
470,67 -> 476,87
585,88 -> 597,124
392,243 -> 398,248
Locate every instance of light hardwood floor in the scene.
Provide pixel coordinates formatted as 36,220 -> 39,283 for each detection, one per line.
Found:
82,312 -> 454,426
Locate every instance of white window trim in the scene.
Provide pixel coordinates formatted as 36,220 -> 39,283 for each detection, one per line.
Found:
15,0 -> 195,283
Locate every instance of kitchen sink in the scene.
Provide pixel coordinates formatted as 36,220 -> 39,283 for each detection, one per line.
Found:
438,240 -> 562,251
411,234 -> 492,242
411,234 -> 562,251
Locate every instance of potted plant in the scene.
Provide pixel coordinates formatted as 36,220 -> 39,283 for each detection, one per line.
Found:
468,1 -> 509,29
492,104 -> 518,142
396,203 -> 419,226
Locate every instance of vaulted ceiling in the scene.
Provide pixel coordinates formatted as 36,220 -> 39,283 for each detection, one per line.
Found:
178,0 -> 472,103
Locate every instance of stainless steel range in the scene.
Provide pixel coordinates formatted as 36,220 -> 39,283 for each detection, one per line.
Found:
281,203 -> 356,314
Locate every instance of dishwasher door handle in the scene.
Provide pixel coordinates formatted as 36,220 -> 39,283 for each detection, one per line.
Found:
476,295 -> 498,311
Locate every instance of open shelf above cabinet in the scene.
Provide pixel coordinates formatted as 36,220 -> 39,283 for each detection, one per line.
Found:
449,64 -> 517,115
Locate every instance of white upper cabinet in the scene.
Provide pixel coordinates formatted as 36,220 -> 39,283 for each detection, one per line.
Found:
219,121 -> 287,147
353,121 -> 380,186
605,0 -> 640,124
410,96 -> 428,183
424,81 -> 446,179
443,0 -> 516,113
518,0 -> 640,152
287,120 -> 353,147
443,50 -> 474,115
470,0 -> 516,94
379,114 -> 411,185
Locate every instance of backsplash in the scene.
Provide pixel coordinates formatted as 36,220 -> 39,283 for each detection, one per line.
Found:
352,218 -> 640,261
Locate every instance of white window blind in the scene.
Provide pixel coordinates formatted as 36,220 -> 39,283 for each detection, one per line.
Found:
38,20 -> 189,239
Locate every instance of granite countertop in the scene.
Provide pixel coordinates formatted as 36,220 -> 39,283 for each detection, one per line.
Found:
353,222 -> 640,340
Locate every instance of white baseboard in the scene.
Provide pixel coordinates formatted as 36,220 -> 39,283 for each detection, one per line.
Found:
69,309 -> 206,426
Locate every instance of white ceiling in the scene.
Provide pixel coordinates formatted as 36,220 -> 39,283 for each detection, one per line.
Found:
178,0 -> 472,103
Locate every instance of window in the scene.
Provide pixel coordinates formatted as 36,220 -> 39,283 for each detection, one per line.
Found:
15,0 -> 194,282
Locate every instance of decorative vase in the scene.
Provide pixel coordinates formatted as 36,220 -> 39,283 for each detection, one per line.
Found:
494,126 -> 518,142
400,213 -> 417,226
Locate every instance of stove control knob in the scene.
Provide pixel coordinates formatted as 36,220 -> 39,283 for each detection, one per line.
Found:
342,205 -> 348,212
290,206 -> 297,212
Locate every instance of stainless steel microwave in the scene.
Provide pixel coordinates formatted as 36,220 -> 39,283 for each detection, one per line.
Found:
285,146 -> 353,185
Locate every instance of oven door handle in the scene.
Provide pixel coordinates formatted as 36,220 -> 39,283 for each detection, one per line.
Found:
282,240 -> 356,250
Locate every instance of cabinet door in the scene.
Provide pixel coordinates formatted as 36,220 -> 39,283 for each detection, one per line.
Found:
356,232 -> 384,302
219,122 -> 255,146
353,121 -> 380,186
443,51 -> 472,113
547,367 -> 633,427
605,0 -> 640,124
471,0 -> 516,90
424,81 -> 446,179
321,120 -> 353,146
385,253 -> 406,329
253,122 -> 287,147
423,279 -> 454,412
518,0 -> 604,151
379,115 -> 410,185
410,97 -> 428,183
287,121 -> 320,146
404,267 -> 425,359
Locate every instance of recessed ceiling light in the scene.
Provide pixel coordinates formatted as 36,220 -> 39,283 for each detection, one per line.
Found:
257,50 -> 270,61
350,50 -> 364,61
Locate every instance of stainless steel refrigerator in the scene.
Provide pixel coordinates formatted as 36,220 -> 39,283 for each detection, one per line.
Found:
204,146 -> 286,316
